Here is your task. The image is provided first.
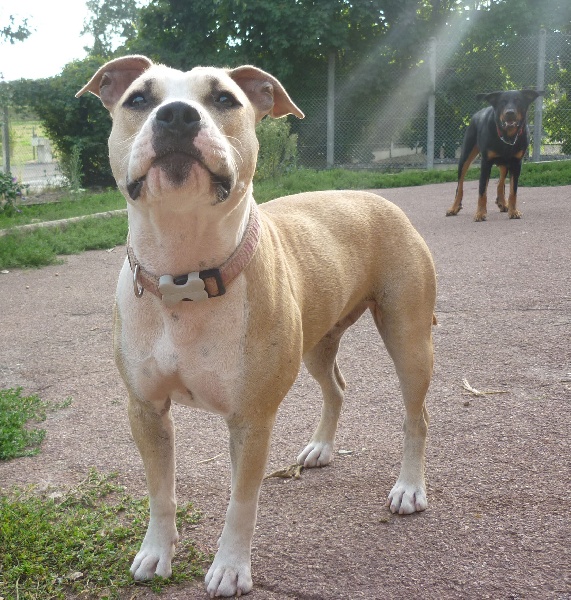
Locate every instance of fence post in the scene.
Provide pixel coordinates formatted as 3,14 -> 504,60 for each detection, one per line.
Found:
532,29 -> 546,162
426,37 -> 436,170
326,51 -> 335,168
1,105 -> 10,174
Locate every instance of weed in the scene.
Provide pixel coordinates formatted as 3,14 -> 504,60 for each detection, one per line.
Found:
0,388 -> 71,460
0,469 -> 207,599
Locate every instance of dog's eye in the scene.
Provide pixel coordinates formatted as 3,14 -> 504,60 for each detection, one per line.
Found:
126,93 -> 147,108
215,92 -> 239,109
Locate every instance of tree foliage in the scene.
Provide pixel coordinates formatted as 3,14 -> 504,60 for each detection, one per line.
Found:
1,15 -> 32,45
7,0 -> 571,184
82,0 -> 140,57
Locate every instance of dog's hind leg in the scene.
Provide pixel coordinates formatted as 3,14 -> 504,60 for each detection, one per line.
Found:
297,304 -> 368,468
507,156 -> 523,219
474,158 -> 494,221
495,164 -> 509,212
372,301 -> 434,515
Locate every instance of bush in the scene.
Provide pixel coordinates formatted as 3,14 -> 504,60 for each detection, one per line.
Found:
11,56 -> 115,187
0,172 -> 27,215
254,117 -> 299,181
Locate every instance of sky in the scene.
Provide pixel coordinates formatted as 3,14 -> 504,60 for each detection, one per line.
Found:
0,0 -> 94,81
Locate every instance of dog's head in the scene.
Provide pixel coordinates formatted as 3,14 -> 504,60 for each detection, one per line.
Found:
477,89 -> 542,141
77,56 -> 304,207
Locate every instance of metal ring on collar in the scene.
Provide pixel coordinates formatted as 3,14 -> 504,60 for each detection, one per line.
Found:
133,264 -> 144,298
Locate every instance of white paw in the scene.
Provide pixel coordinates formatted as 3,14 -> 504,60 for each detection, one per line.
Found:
297,441 -> 334,467
205,552 -> 253,598
386,481 -> 428,515
130,523 -> 178,580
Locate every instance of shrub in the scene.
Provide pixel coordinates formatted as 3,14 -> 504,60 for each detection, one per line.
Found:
11,56 -> 115,187
0,172 -> 27,215
255,117 -> 299,181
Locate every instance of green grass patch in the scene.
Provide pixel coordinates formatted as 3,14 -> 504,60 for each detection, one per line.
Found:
0,469 -> 207,599
0,215 -> 128,269
0,160 -> 568,270
254,159 -> 571,203
0,190 -> 126,229
0,388 -> 71,460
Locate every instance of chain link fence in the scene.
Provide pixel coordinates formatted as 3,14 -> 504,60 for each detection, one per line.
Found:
294,30 -> 571,170
0,105 -> 63,189
1,30 -> 570,187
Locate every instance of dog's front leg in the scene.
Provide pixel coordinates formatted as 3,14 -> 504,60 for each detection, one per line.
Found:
205,415 -> 274,597
128,395 -> 179,581
474,158 -> 494,221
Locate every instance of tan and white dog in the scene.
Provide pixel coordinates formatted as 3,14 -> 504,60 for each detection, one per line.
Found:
77,56 -> 437,598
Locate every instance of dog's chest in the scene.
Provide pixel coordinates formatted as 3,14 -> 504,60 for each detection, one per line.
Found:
117,268 -> 248,416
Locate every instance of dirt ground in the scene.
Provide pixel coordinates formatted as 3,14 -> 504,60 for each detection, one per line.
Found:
0,181 -> 569,600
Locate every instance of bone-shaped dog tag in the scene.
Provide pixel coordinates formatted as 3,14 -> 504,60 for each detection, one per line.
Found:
158,272 -> 209,306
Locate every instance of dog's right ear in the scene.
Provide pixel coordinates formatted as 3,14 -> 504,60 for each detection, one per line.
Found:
76,55 -> 152,112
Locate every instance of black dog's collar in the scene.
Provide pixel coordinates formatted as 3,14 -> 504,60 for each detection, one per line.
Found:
497,123 -> 523,146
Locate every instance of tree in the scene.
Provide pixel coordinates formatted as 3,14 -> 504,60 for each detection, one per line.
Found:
1,15 -> 32,45
82,0 -> 140,57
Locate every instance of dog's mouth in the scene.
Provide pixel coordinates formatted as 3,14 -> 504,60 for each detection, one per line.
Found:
502,119 -> 520,130
126,152 -> 232,202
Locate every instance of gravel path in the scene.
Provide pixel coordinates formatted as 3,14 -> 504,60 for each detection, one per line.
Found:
0,181 -> 569,599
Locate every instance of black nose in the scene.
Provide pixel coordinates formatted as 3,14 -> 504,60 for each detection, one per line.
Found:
504,108 -> 517,120
155,101 -> 201,134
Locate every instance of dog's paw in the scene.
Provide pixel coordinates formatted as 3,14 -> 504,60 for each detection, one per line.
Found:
205,555 -> 253,598
130,523 -> 178,581
508,210 -> 522,219
130,546 -> 175,581
473,212 -> 487,222
445,208 -> 459,216
496,199 -> 508,212
296,441 -> 334,467
386,481 -> 428,515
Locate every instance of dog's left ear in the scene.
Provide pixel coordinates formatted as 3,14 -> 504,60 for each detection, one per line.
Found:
521,89 -> 543,106
76,55 -> 153,112
228,66 -> 305,122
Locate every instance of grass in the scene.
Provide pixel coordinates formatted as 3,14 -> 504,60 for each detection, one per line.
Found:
0,469 -> 207,599
0,215 -> 128,270
0,190 -> 126,229
0,160 -> 569,270
0,388 -> 71,460
254,159 -> 571,202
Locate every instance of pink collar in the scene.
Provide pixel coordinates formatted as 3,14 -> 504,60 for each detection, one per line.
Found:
127,202 -> 261,305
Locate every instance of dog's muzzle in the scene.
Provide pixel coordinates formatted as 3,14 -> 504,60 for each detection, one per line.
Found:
126,101 -> 233,201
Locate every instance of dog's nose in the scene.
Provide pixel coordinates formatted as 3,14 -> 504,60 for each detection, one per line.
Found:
504,108 -> 517,121
156,101 -> 201,134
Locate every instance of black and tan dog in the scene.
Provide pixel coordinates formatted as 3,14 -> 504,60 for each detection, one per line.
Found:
446,89 -> 542,221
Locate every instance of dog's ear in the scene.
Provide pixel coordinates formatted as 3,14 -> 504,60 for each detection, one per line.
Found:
76,55 -> 152,112
228,66 -> 305,122
521,89 -> 543,106
477,91 -> 502,107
